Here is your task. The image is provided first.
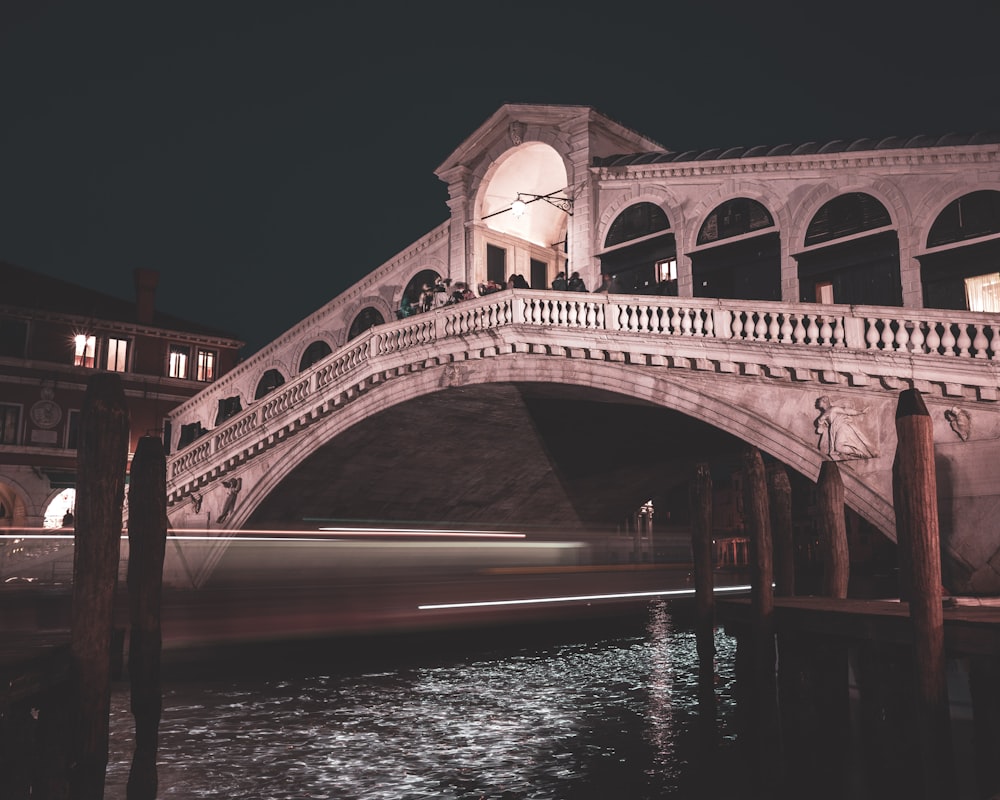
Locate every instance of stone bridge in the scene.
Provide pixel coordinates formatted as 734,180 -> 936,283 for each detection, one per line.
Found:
164,290 -> 1000,594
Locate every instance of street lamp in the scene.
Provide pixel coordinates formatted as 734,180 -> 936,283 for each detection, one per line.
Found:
482,189 -> 574,220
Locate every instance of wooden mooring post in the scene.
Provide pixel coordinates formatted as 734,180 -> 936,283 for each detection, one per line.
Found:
69,373 -> 129,799
126,435 -> 169,800
689,462 -> 716,754
777,459 -> 851,799
737,446 -> 781,793
892,388 -> 955,797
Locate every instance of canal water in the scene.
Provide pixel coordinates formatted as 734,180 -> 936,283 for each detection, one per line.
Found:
104,600 -> 746,799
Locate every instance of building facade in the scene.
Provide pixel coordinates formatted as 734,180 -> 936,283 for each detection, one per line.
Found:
0,262 -> 244,528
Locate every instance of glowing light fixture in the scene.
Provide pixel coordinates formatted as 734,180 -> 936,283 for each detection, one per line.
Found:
483,189 -> 574,220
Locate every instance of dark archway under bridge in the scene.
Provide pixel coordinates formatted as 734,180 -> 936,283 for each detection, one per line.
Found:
244,382 -> 750,534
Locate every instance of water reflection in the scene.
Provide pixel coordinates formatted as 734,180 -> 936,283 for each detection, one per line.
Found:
105,602 -> 740,799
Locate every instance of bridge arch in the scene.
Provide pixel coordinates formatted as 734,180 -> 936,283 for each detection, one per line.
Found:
221,352 -> 893,539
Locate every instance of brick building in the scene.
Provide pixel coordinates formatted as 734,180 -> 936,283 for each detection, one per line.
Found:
0,262 -> 244,528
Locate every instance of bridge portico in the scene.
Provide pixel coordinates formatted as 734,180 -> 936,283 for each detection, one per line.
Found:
165,290 -> 1000,594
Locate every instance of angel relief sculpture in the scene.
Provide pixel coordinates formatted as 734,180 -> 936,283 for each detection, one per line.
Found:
814,396 -> 877,461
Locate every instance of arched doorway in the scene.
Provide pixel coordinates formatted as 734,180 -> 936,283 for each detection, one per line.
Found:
347,309 -> 385,341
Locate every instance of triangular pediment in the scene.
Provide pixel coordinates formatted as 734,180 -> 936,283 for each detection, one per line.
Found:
435,103 -> 668,177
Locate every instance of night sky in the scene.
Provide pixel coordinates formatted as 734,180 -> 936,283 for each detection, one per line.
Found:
2,2 -> 998,355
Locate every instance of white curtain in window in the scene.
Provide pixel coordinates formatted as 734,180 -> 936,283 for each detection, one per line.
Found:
964,272 -> 1000,312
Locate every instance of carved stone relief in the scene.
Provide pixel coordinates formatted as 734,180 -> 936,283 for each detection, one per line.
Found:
944,406 -> 971,441
814,395 -> 877,461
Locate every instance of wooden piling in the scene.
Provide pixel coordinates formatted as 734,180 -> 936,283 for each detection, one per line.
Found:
689,462 -> 715,674
69,373 -> 129,799
892,388 -> 955,797
816,460 -> 849,599
126,435 -> 168,800
766,463 -> 795,597
740,446 -> 781,792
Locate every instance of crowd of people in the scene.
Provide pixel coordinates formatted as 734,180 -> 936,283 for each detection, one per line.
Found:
397,270 -> 613,318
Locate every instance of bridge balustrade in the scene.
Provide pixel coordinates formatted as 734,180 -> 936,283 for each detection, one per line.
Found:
167,290 -> 999,490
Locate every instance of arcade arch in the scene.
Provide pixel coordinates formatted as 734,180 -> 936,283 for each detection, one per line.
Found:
599,202 -> 676,295
796,192 -> 901,306
691,198 -> 780,300
920,190 -> 1000,311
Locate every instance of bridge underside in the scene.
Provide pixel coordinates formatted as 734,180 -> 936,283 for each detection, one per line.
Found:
246,383 -> 751,533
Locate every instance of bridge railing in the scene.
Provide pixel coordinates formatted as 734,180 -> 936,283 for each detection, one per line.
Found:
168,291 -> 999,484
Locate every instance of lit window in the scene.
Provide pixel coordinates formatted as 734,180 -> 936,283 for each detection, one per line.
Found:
105,337 -> 129,372
816,281 -> 835,304
196,349 -> 217,382
656,258 -> 677,283
965,273 -> 1000,312
74,334 -> 96,368
169,345 -> 189,379
0,404 -> 20,445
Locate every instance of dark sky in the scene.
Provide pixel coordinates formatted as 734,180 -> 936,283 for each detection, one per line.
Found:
3,2 -> 999,355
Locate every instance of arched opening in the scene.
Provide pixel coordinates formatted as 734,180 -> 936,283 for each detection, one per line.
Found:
600,202 -> 676,294
299,340 -> 333,370
255,369 -> 286,400
920,190 -> 1000,311
400,270 -> 441,317
347,309 -> 385,341
44,488 -> 76,529
477,142 -> 570,290
692,198 -> 780,300
797,193 -> 900,305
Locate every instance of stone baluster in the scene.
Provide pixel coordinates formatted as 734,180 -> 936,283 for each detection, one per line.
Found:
692,308 -> 705,337
972,324 -> 990,358
681,308 -> 693,336
819,316 -> 834,345
703,308 -> 715,337
767,312 -> 780,341
637,303 -> 649,332
807,314 -> 821,344
831,316 -> 845,346
865,318 -> 881,349
894,320 -> 911,352
732,310 -> 746,339
956,323 -> 972,357
910,321 -> 926,354
792,315 -> 806,344
940,323 -> 956,355
925,321 -> 941,354
779,314 -> 794,343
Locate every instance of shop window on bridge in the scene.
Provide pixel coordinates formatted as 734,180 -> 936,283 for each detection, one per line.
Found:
921,191 -> 1000,310
798,194 -> 900,307
254,369 -> 286,400
347,308 -> 385,342
964,273 -> 1000,312
697,198 -> 773,246
177,421 -> 208,449
605,202 -> 670,247
927,190 -> 1000,248
601,203 -> 675,294
300,339 -> 333,368
214,396 -> 243,425
804,193 -> 891,247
